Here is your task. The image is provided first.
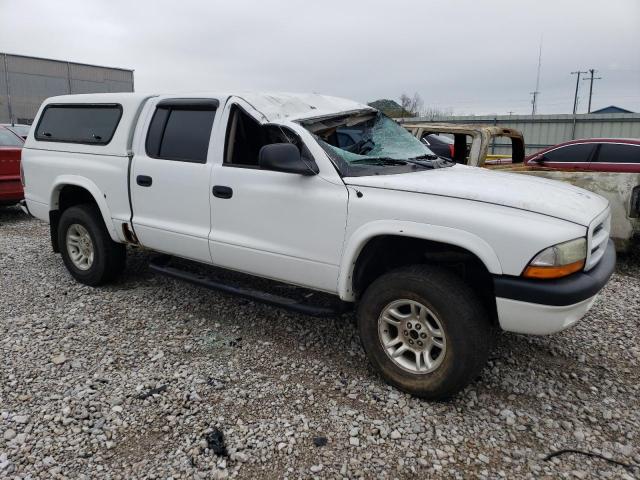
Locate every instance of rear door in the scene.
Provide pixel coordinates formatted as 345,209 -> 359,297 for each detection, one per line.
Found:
590,142 -> 640,173
130,98 -> 219,263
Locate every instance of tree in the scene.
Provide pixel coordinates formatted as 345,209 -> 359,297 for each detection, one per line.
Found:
399,92 -> 424,118
368,99 -> 407,117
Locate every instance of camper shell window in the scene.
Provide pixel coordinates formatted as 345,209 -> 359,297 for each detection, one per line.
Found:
35,104 -> 122,145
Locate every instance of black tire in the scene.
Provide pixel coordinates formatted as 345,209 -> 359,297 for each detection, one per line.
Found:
357,264 -> 492,399
58,204 -> 126,286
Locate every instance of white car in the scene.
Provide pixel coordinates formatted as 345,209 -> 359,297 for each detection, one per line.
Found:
20,92 -> 615,399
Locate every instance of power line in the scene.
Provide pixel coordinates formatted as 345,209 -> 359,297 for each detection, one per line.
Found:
570,70 -> 588,114
583,69 -> 602,113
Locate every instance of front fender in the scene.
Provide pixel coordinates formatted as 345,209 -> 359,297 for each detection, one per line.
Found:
337,220 -> 503,301
50,175 -> 119,241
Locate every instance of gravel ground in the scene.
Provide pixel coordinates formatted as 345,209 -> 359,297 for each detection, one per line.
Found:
1,206 -> 639,479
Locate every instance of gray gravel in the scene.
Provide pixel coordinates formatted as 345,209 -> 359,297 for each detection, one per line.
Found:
1,205 -> 639,479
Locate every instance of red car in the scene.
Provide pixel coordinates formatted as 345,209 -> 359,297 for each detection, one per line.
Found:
525,138 -> 640,173
0,125 -> 25,205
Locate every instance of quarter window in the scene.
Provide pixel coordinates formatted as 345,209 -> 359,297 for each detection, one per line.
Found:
146,100 -> 217,163
35,104 -> 122,145
543,144 -> 595,163
595,143 -> 640,164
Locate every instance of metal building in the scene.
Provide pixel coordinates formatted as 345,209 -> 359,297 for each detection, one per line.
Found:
412,113 -> 640,155
1,53 -> 134,124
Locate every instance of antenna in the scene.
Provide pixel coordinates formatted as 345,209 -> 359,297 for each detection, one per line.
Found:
531,37 -> 543,115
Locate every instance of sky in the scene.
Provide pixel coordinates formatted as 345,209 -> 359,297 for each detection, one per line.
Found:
1,0 -> 639,115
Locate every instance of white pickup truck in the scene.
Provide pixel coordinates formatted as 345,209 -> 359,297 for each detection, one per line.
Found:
21,92 -> 616,399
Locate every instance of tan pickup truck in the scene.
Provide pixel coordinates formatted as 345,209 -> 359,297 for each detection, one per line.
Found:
401,122 -> 525,166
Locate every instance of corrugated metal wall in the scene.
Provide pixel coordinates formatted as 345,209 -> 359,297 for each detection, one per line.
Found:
411,113 -> 640,155
0,53 -> 134,124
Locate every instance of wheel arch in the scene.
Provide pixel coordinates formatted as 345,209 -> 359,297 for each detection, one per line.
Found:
49,176 -> 118,252
337,220 -> 503,302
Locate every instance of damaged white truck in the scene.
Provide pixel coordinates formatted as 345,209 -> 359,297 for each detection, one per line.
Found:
21,92 -> 616,399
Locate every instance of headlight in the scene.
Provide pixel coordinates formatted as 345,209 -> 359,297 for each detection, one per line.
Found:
522,238 -> 586,279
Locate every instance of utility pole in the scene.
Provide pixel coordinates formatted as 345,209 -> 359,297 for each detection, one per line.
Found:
571,70 -> 588,114
583,69 -> 602,113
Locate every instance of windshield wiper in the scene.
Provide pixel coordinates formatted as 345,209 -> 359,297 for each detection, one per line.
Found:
408,154 -> 455,167
402,158 -> 436,169
408,154 -> 439,161
351,157 -> 407,166
351,157 -> 432,169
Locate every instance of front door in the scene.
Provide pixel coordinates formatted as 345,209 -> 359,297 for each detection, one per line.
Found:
131,98 -> 219,263
208,100 -> 349,293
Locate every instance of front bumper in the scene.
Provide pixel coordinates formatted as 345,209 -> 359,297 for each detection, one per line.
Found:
493,239 -> 616,335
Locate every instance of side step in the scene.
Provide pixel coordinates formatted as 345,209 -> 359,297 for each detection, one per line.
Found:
149,258 -> 351,318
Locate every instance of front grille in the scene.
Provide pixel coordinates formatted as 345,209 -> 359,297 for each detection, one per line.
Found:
585,209 -> 611,271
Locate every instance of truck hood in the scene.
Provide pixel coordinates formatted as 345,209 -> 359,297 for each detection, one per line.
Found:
344,164 -> 608,226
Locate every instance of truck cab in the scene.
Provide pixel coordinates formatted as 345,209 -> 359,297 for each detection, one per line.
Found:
21,92 -> 616,399
400,122 -> 525,167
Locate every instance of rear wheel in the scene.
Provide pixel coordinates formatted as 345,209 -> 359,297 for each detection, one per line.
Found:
58,204 -> 126,286
357,264 -> 492,399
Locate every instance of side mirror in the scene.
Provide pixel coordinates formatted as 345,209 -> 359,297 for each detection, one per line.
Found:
259,143 -> 317,175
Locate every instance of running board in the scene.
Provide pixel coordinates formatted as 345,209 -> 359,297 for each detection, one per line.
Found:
149,258 -> 350,318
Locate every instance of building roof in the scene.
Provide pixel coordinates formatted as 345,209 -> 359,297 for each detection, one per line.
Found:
1,52 -> 134,73
590,105 -> 633,114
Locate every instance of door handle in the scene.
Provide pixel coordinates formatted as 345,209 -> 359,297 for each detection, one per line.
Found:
137,175 -> 153,187
212,185 -> 233,199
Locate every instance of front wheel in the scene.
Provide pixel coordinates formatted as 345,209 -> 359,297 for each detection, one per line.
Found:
58,204 -> 126,286
357,265 -> 492,399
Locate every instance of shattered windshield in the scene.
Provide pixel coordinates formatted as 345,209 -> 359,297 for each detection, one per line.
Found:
302,111 -> 453,175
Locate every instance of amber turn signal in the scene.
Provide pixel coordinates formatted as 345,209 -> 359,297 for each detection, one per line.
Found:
522,259 -> 585,279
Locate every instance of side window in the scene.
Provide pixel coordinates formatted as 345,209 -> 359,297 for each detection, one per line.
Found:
595,143 -> 640,164
0,128 -> 23,147
145,100 -> 217,163
543,144 -> 595,163
224,105 -> 307,168
35,104 -> 122,145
